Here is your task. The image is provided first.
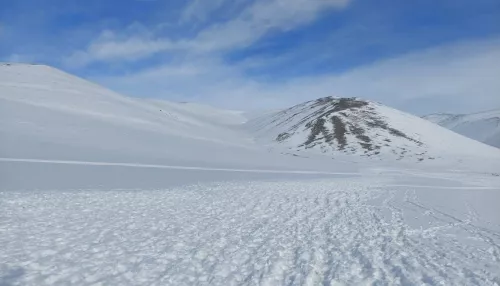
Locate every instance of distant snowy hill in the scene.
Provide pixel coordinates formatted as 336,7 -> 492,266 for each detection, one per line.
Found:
0,63 -> 355,173
0,63 -> 277,170
245,97 -> 500,161
1,63 -> 499,170
423,109 -> 500,148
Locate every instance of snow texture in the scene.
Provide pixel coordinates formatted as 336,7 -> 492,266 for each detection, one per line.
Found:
2,172 -> 500,285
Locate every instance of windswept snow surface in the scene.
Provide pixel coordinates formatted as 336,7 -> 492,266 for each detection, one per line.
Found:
2,64 -> 500,285
2,170 -> 500,285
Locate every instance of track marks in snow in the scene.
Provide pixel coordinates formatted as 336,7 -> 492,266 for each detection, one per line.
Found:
1,180 -> 500,285
0,157 -> 360,176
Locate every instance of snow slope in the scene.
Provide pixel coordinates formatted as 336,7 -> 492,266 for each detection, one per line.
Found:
0,63 -> 349,172
2,63 -> 499,169
0,63 -> 247,147
148,99 -> 247,126
423,109 -> 500,148
246,97 -> 500,162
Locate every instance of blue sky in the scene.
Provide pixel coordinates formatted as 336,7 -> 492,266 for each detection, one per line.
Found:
1,0 -> 500,114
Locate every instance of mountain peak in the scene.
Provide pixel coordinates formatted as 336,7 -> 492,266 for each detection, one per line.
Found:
246,97 -> 499,161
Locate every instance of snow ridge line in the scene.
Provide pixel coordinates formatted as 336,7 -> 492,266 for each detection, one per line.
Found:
0,157 -> 360,176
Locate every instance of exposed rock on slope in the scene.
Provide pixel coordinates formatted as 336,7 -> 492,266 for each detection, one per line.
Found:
246,97 -> 500,161
2,63 -> 499,165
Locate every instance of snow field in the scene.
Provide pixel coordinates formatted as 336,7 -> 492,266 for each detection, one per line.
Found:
1,176 -> 499,285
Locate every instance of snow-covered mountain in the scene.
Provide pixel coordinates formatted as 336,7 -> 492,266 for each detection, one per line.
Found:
423,109 -> 500,148
0,63 -> 357,174
0,63 -> 274,169
2,63 -> 499,168
246,96 -> 500,161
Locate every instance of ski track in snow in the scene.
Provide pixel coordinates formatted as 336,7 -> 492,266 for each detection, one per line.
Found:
1,179 -> 500,285
0,158 -> 359,176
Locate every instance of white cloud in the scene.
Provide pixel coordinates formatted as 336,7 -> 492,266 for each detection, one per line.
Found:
323,38 -> 500,113
92,37 -> 500,115
180,0 -> 229,23
190,0 -> 351,51
64,0 -> 499,115
63,30 -> 176,67
65,0 -> 351,66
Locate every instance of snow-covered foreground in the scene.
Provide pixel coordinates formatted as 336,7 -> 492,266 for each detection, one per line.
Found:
2,168 -> 500,285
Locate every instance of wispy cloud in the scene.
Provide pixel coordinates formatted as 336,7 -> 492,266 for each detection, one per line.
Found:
6,0 -> 498,115
64,0 -> 351,67
63,29 -> 176,67
179,0 -> 232,24
93,37 -> 500,114
189,0 -> 350,51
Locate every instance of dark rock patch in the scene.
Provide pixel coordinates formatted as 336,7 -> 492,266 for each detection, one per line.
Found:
277,132 -> 291,142
331,116 -> 347,150
303,118 -> 327,148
